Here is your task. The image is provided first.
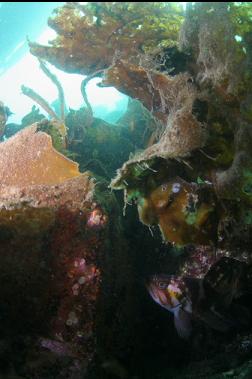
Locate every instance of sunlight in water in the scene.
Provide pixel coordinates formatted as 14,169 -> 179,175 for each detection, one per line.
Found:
0,27 -> 127,124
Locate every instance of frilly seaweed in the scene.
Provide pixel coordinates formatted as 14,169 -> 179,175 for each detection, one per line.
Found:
29,2 -> 184,75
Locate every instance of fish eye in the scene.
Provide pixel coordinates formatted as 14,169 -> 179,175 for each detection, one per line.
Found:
161,184 -> 168,192
158,281 -> 167,289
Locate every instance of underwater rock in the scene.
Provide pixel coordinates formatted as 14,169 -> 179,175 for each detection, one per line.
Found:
213,122 -> 252,204
107,4 -> 252,252
17,3 -> 252,378
44,205 -> 105,365
179,2 -> 245,97
0,123 -> 109,375
178,246 -> 221,278
0,122 -> 140,378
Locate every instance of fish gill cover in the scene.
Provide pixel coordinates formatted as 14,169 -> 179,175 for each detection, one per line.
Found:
1,2 -> 252,379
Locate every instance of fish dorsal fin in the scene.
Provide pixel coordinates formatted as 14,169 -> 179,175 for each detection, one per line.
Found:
173,307 -> 192,339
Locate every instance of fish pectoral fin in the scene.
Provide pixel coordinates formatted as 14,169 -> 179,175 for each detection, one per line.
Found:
174,308 -> 192,339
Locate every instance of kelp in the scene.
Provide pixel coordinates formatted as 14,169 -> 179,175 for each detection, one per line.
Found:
3,3 -> 252,378
29,2 -> 184,75
21,59 -> 67,147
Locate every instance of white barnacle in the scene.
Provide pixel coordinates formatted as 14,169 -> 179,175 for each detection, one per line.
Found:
172,183 -> 181,193
78,276 -> 86,285
72,283 -> 79,296
148,226 -> 154,237
66,311 -> 78,326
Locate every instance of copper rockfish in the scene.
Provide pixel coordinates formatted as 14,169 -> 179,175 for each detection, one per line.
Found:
147,257 -> 251,339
